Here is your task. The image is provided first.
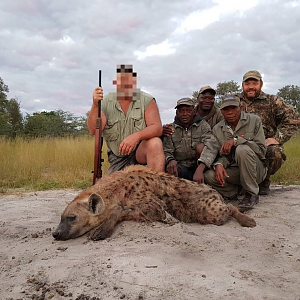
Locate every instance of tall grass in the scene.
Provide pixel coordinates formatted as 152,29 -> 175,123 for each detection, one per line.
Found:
0,133 -> 299,192
0,136 -> 109,192
271,132 -> 300,185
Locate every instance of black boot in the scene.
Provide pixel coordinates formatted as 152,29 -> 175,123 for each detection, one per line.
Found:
222,194 -> 238,203
259,178 -> 270,195
238,192 -> 259,212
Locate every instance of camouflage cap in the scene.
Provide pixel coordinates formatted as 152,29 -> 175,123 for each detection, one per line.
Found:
220,95 -> 241,109
175,97 -> 194,109
243,70 -> 262,82
198,85 -> 216,95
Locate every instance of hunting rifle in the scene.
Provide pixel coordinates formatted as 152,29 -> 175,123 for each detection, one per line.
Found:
92,70 -> 104,184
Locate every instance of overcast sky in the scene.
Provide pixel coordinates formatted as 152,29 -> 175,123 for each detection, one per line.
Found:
1,0 -> 300,123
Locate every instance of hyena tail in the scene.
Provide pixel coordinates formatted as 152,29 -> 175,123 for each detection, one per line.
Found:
228,204 -> 256,227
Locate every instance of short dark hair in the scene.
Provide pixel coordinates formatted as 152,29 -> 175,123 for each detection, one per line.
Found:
117,65 -> 137,77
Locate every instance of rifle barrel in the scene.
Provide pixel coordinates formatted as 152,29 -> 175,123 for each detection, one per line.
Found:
93,69 -> 103,185
98,70 -> 102,116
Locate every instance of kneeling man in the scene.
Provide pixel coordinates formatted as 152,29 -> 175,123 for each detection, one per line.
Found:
163,97 -> 218,183
88,65 -> 165,174
204,95 -> 267,209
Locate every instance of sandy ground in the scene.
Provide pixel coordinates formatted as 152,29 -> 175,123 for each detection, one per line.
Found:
0,186 -> 300,300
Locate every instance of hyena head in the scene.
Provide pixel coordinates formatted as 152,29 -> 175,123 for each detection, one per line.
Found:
52,193 -> 106,240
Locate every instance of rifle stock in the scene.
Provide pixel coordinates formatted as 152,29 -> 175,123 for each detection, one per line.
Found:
93,70 -> 103,185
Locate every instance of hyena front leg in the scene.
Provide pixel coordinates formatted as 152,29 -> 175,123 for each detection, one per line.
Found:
89,207 -> 123,240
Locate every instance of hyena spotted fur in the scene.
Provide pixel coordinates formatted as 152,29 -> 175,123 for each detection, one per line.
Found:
53,165 -> 256,241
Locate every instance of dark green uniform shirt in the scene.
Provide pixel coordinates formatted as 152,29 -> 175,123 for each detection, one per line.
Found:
163,116 -> 219,168
212,112 -> 267,168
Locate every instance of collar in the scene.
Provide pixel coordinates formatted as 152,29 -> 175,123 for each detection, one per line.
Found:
111,88 -> 141,102
197,105 -> 217,120
174,115 -> 202,129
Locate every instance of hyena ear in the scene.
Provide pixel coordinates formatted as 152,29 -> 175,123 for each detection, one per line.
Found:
88,194 -> 105,215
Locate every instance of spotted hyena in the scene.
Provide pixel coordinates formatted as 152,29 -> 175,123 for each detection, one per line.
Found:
53,165 -> 256,241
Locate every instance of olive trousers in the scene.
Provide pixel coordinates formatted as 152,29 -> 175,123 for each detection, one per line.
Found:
205,145 -> 267,197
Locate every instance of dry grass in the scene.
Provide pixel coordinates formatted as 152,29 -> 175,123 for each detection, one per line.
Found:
0,136 -> 109,192
271,132 -> 300,185
0,132 -> 299,192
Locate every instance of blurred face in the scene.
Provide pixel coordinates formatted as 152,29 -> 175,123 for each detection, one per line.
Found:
176,105 -> 196,127
242,79 -> 263,100
113,72 -> 137,97
221,105 -> 241,125
197,91 -> 215,111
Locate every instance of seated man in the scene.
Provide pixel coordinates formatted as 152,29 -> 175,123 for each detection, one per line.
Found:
87,64 -> 165,174
163,86 -> 223,136
163,97 -> 219,183
204,95 -> 268,209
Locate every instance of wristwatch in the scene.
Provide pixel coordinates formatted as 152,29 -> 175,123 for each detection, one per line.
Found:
233,137 -> 238,146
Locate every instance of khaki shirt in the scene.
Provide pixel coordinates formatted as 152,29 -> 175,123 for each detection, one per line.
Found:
212,112 -> 267,168
102,89 -> 153,156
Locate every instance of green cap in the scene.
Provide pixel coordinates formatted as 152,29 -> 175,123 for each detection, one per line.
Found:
175,97 -> 194,109
198,85 -> 216,95
243,70 -> 262,82
220,95 -> 240,109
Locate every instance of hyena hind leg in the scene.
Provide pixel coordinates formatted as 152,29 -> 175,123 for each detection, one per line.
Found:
198,203 -> 256,228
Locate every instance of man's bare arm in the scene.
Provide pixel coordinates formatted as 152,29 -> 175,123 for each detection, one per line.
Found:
143,99 -> 163,136
118,99 -> 162,155
87,87 -> 107,135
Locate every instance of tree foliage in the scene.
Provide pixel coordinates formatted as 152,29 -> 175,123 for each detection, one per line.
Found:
24,110 -> 89,137
191,90 -> 199,105
192,80 -> 242,104
0,77 -> 9,100
0,77 -> 23,137
215,80 -> 242,100
277,85 -> 300,113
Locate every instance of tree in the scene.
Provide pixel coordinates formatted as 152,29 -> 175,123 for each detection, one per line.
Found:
192,80 -> 242,105
0,78 -> 11,135
24,111 -> 69,137
24,110 -> 89,137
0,112 -> 11,136
75,115 -> 89,135
0,77 -> 23,137
0,77 -> 9,101
277,85 -> 300,114
6,98 -> 23,137
215,80 -> 242,101
191,90 -> 199,105
24,111 -> 57,137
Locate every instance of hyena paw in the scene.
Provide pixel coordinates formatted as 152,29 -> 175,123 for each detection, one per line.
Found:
161,212 -> 179,225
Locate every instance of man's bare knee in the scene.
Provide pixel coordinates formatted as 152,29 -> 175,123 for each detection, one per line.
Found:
136,138 -> 164,165
146,137 -> 163,152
